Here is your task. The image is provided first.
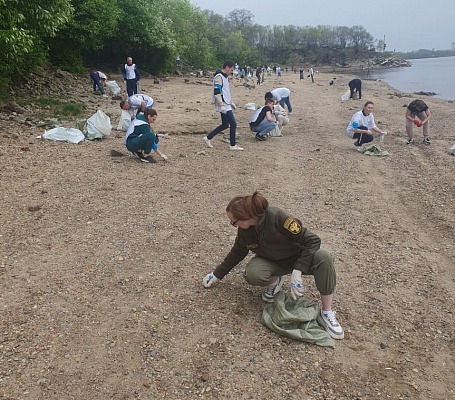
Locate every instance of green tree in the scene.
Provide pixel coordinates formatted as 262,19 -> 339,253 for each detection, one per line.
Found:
0,0 -> 73,87
47,0 -> 121,72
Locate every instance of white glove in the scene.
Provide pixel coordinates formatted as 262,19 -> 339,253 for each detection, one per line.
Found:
231,102 -> 237,110
290,269 -> 304,300
202,272 -> 219,288
161,153 -> 168,161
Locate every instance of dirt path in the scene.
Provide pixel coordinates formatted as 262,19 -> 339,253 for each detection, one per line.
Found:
1,70 -> 454,399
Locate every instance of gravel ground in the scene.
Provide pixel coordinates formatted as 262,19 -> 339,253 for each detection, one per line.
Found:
1,68 -> 454,399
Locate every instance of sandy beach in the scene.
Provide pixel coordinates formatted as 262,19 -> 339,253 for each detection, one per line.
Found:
1,69 -> 454,399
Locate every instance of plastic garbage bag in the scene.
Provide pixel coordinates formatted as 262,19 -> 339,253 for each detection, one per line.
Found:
42,127 -> 85,144
244,102 -> 257,111
104,80 -> 121,96
86,110 -> 112,140
74,118 -> 88,135
117,110 -> 131,131
450,144 -> 455,155
341,89 -> 350,102
268,125 -> 282,137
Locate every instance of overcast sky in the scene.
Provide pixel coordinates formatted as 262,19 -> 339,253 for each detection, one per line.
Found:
191,0 -> 455,52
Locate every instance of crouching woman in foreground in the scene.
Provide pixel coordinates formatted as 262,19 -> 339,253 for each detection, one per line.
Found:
202,191 -> 344,339
124,108 -> 167,163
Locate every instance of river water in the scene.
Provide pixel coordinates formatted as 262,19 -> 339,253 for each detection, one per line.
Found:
354,56 -> 455,101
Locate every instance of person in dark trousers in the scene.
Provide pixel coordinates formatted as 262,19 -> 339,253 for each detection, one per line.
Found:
346,101 -> 386,151
89,71 -> 107,96
309,67 -> 315,83
348,78 -> 362,100
256,67 -> 262,85
203,60 -> 243,151
405,99 -> 431,145
202,191 -> 344,340
124,108 -> 167,163
122,57 -> 140,97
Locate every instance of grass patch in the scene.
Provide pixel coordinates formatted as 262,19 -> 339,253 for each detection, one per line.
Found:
15,97 -> 85,118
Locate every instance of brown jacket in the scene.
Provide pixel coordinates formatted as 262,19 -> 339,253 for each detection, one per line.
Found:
213,207 -> 321,279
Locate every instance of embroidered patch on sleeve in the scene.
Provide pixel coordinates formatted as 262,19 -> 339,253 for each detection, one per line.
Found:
283,217 -> 301,234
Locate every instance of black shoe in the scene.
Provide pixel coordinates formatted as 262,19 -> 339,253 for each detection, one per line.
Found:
131,151 -> 144,159
255,133 -> 266,141
141,155 -> 156,163
423,137 -> 431,145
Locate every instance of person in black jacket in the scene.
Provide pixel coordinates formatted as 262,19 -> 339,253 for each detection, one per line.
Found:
348,78 -> 362,100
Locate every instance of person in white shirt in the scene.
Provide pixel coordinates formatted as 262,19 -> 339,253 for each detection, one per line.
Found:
265,87 -> 292,113
203,60 -> 243,151
89,70 -> 108,96
309,67 -> 315,83
346,101 -> 386,151
121,57 -> 140,96
120,94 -> 154,118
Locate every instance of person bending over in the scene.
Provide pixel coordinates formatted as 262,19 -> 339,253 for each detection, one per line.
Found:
120,94 -> 154,119
405,99 -> 431,145
348,78 -> 362,100
265,87 -> 292,114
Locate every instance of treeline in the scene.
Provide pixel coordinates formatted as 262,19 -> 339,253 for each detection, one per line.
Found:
1,0 -> 384,90
396,49 -> 455,60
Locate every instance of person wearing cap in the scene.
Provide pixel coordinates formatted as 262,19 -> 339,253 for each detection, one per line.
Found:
249,98 -> 278,141
90,70 -> 108,96
120,94 -> 154,118
265,87 -> 292,114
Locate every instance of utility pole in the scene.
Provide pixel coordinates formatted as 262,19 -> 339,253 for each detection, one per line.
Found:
383,35 -> 386,52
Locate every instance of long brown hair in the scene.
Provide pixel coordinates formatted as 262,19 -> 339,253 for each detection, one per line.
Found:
226,191 -> 269,221
143,108 -> 157,118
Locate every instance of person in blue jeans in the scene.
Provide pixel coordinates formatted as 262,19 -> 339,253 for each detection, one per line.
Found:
89,71 -> 107,96
265,87 -> 292,114
249,99 -> 278,141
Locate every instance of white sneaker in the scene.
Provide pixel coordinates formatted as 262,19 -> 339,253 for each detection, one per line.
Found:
317,310 -> 344,339
355,145 -> 365,152
261,276 -> 285,302
203,136 -> 213,148
102,94 -> 108,98
230,144 -> 244,151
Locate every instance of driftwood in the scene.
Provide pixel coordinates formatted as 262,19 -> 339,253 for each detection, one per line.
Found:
414,91 -> 437,96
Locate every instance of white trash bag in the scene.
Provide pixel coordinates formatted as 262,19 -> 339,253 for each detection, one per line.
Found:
341,89 -> 350,102
450,143 -> 455,155
104,80 -> 121,96
117,110 -> 131,131
86,110 -> 112,140
43,127 -> 85,144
